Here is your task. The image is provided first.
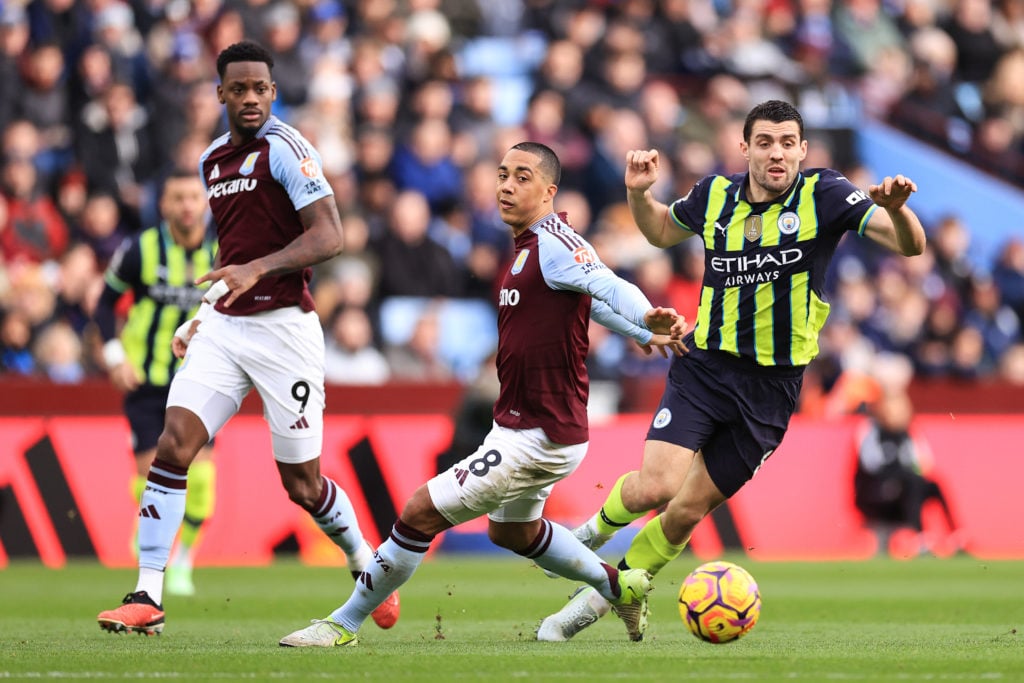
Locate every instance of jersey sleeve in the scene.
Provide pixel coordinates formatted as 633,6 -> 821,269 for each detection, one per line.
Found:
95,237 -> 139,341
267,133 -> 334,211
104,236 -> 139,294
590,298 -> 654,344
537,228 -> 654,342
668,175 -> 713,234
812,168 -> 878,236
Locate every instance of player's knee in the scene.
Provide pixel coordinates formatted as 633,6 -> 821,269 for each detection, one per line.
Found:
283,478 -> 321,511
487,522 -> 533,553
155,426 -> 199,468
630,478 -> 676,511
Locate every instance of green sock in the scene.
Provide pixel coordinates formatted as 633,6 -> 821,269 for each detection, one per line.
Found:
623,514 -> 688,577
180,460 -> 216,550
595,472 -> 647,536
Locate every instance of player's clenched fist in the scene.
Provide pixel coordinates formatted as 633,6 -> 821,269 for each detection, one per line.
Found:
625,149 -> 661,193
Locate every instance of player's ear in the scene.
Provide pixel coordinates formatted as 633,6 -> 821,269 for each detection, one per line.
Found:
216,84 -> 225,104
271,82 -> 277,101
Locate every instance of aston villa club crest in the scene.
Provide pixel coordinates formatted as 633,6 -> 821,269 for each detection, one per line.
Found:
239,152 -> 260,176
511,249 -> 530,275
744,215 -> 762,242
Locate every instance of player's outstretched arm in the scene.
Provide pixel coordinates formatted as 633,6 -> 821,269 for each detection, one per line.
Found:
863,174 -> 926,257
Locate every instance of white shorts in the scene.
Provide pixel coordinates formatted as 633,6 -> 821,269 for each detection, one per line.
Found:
167,306 -> 325,464
427,422 -> 588,525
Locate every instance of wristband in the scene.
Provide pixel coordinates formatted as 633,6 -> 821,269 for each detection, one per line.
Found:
203,279 -> 229,305
102,338 -> 126,369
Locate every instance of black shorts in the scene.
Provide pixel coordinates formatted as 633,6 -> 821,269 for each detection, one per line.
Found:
123,385 -> 170,455
645,336 -> 803,498
123,384 -> 215,456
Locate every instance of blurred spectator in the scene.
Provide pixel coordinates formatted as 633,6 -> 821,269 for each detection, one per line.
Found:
962,275 -> 1022,369
385,303 -> 454,382
54,241 -> 101,336
33,318 -> 84,383
74,192 -> 128,268
0,309 -> 35,375
75,81 -> 155,231
300,1 -> 352,69
583,108 -> 649,217
149,32 -> 210,164
999,342 -> 1024,384
891,27 -> 973,154
854,387 -> 963,557
449,75 -> 499,167
993,238 -> 1024,321
372,189 -> 462,299
942,0 -> 1004,86
0,3 -> 30,133
521,88 -> 591,191
69,43 -> 115,118
929,214 -> 976,303
832,0 -> 906,75
262,2 -> 307,110
390,117 -> 463,213
324,305 -> 391,385
91,2 -> 150,99
18,41 -> 72,176
0,153 -> 69,265
26,0 -> 92,66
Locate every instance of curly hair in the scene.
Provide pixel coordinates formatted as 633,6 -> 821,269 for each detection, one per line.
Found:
216,40 -> 274,80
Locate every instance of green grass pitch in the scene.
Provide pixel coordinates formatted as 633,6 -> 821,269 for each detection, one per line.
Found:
1,555 -> 1021,681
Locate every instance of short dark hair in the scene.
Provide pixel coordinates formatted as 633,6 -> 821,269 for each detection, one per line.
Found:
163,168 -> 201,185
743,100 -> 804,142
510,141 -> 561,185
216,40 -> 274,80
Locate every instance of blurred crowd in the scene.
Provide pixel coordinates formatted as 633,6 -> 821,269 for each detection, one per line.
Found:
1,0 -> 1023,413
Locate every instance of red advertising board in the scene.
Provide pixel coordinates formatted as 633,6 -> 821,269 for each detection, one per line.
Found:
0,414 -> 1018,567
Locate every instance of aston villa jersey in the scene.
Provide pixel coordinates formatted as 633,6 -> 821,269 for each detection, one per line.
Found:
198,116 -> 334,315
494,213 -> 655,444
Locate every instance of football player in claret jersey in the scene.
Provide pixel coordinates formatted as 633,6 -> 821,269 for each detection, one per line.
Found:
97,40 -> 398,636
94,170 -> 218,598
278,142 -> 688,648
539,100 -> 928,641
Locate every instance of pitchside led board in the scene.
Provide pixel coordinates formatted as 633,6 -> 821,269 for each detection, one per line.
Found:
0,414 -> 1019,567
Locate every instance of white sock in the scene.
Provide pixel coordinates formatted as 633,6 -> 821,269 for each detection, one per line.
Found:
135,459 -> 188,605
311,477 -> 366,561
524,519 -> 619,602
330,519 -> 433,632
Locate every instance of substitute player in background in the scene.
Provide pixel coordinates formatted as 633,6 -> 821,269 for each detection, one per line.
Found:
539,100 -> 927,641
94,170 -> 218,598
278,142 -> 687,648
97,40 -> 398,636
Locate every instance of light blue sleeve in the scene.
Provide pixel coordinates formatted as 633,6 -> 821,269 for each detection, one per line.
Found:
537,229 -> 654,343
267,133 -> 334,211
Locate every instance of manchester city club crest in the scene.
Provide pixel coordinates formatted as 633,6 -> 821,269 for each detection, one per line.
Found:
778,211 -> 800,235
652,408 -> 672,429
744,215 -> 762,242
